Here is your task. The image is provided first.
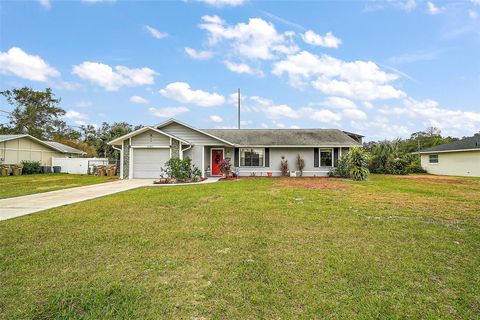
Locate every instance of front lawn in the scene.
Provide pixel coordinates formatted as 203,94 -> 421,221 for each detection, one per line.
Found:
1,175 -> 479,318
0,173 -> 112,199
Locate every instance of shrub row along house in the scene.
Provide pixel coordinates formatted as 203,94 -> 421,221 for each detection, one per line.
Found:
0,134 -> 84,166
108,119 -> 363,179
418,133 -> 480,177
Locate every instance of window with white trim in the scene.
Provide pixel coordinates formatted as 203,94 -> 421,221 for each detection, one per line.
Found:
240,148 -> 264,167
320,148 -> 333,167
429,154 -> 439,164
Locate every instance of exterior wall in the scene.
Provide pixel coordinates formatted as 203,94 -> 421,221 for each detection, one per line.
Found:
131,130 -> 170,146
160,122 -> 229,146
183,145 -> 204,177
122,140 -> 130,179
421,151 -> 480,177
0,137 -> 65,166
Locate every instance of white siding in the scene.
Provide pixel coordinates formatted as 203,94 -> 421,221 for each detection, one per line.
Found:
183,145 -> 204,177
160,122 -> 229,146
131,130 -> 170,147
421,151 -> 480,177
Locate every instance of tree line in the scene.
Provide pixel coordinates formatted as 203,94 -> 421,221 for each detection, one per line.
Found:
0,87 -> 138,159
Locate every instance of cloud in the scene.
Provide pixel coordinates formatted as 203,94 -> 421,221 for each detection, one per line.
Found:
386,51 -> 438,64
38,0 -> 50,8
65,110 -> 89,121
130,95 -> 149,104
148,107 -> 189,118
199,15 -> 299,60
472,0 -> 480,5
469,10 -> 478,19
0,47 -> 60,82
197,0 -> 245,7
249,96 -> 301,119
342,108 -> 367,120
301,107 -> 342,123
224,61 -> 264,76
322,96 -> 357,109
301,30 -> 342,48
159,82 -> 225,107
427,1 -> 444,14
72,62 -> 157,91
81,0 -> 117,2
184,47 -> 214,60
76,101 -> 92,108
273,50 -> 404,101
209,115 -> 223,123
145,25 -> 168,39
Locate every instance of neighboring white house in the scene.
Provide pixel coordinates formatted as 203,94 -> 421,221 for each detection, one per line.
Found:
0,134 -> 85,166
108,118 -> 363,179
418,134 -> 480,177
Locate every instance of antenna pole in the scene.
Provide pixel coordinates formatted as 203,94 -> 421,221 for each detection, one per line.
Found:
237,88 -> 240,129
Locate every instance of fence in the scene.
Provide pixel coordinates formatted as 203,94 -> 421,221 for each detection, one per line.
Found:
52,157 -> 109,174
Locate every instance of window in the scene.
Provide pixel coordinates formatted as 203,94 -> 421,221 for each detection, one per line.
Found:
320,149 -> 333,167
429,154 -> 439,164
240,148 -> 264,167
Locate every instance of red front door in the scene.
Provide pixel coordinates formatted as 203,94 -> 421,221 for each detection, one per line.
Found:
211,149 -> 223,175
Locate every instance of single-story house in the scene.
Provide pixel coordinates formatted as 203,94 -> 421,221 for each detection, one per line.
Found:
108,119 -> 363,179
0,134 -> 85,166
418,133 -> 480,177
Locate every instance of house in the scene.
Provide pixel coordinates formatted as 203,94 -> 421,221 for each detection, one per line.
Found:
0,134 -> 85,166
108,119 -> 363,179
418,133 -> 480,177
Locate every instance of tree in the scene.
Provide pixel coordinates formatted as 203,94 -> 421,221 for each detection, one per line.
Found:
0,87 -> 69,140
96,122 -> 135,159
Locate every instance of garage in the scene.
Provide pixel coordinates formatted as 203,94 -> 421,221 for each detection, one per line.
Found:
132,148 -> 170,178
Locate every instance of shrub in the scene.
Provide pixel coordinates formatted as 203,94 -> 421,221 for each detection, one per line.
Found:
21,160 -> 41,174
162,157 -> 201,181
219,159 -> 232,177
332,154 -> 350,178
347,147 -> 370,181
280,156 -> 289,176
296,154 -> 305,176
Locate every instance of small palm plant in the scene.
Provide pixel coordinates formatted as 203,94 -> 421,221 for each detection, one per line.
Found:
347,147 -> 370,181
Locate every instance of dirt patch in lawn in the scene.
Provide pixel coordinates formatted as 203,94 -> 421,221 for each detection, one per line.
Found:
274,179 -> 347,190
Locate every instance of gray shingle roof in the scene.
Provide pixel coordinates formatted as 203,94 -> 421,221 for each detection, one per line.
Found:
0,134 -> 84,154
42,141 -> 85,154
419,134 -> 480,153
202,129 -> 361,146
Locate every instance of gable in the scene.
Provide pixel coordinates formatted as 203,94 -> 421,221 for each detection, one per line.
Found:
158,122 -> 231,146
131,130 -> 171,146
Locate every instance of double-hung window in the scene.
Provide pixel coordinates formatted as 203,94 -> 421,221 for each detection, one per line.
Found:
429,154 -> 439,164
320,148 -> 333,167
240,148 -> 264,167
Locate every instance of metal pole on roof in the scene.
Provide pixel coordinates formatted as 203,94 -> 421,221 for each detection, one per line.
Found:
238,88 -> 241,129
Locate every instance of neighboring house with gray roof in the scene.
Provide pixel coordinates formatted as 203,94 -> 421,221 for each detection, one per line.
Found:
0,134 -> 84,166
108,119 -> 362,179
418,133 -> 480,177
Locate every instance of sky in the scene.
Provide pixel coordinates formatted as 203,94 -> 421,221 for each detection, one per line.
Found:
0,0 -> 479,141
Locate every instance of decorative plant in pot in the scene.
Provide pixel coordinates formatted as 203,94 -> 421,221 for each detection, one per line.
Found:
219,158 -> 232,178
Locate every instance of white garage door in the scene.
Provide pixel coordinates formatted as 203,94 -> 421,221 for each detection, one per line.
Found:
132,148 -> 170,178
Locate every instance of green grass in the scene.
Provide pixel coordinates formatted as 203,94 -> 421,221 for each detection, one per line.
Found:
1,174 -> 479,319
0,173 -> 112,199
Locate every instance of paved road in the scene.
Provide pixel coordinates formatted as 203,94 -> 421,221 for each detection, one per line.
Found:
0,178 -> 220,221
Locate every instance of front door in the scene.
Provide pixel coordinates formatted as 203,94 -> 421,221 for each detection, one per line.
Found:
211,149 -> 223,176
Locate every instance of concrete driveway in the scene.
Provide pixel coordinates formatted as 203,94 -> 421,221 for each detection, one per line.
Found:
0,177 -> 220,221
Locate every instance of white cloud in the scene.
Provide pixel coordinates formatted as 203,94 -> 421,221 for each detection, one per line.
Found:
209,115 -> 223,123
148,107 -> 189,118
224,61 -> 264,76
65,110 -> 89,121
427,1 -> 444,15
469,10 -> 478,19
81,0 -> 117,2
72,62 -> 157,91
0,47 -> 60,82
130,95 -> 149,104
76,101 -> 92,108
249,96 -> 301,119
302,107 -> 342,123
342,108 -> 367,120
184,47 -> 214,60
301,30 -> 342,48
197,0 -> 245,7
38,0 -> 50,8
145,25 -> 168,39
199,15 -> 299,60
322,97 -> 357,109
472,0 -> 480,5
159,82 -> 225,107
273,50 -> 404,101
